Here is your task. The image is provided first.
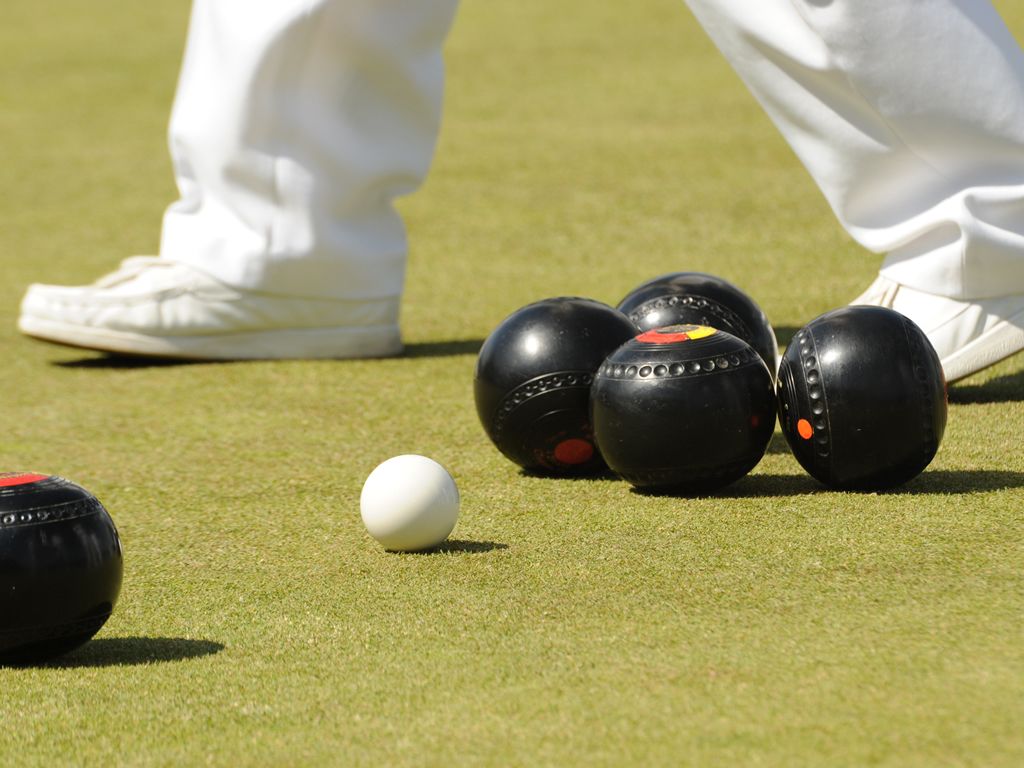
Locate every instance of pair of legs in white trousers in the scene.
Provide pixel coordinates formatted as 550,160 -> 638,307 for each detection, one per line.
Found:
19,0 -> 1024,380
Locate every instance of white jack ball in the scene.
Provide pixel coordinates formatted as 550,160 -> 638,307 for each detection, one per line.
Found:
360,455 -> 460,552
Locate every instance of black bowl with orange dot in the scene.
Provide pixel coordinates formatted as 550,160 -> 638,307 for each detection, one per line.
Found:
777,306 -> 947,490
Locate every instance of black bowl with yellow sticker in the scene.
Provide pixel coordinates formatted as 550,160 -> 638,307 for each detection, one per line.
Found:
616,272 -> 779,374
591,324 -> 776,493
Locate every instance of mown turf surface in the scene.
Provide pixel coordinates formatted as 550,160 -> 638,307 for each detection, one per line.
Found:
1,1 -> 1023,765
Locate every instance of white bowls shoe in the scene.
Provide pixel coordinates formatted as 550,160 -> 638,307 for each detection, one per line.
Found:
850,275 -> 1024,382
18,258 -> 402,360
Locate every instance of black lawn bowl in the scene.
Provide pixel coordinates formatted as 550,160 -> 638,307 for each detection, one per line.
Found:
591,325 -> 776,494
777,306 -> 947,490
0,474 -> 123,665
475,297 -> 637,475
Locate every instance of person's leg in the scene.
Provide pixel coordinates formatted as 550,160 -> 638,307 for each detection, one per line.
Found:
19,0 -> 459,359
684,0 -> 1024,381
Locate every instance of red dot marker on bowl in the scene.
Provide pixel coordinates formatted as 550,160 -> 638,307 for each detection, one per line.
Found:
554,439 -> 595,465
636,325 -> 717,345
0,473 -> 49,488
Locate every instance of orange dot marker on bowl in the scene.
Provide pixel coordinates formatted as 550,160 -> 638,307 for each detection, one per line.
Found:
797,418 -> 814,440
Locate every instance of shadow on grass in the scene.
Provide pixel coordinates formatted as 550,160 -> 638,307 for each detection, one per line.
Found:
948,368 -> 1024,404
519,467 -> 620,482
401,539 -> 507,555
51,337 -> 485,368
54,355 -> 208,370
892,469 -> 1024,494
632,469 -> 1024,499
630,473 -> 821,499
30,637 -> 225,669
403,339 -> 484,358
773,325 -> 800,350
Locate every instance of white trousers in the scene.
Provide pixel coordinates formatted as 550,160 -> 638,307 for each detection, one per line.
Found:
160,0 -> 459,301
160,0 -> 1024,302
684,0 -> 1024,301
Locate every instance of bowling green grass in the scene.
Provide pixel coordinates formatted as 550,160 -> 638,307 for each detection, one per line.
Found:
1,2 -> 1023,766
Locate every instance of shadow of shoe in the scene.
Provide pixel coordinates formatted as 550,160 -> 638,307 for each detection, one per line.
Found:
50,337 -> 487,368
948,368 -> 1024,404
402,339 -> 484,359
53,356 -> 214,370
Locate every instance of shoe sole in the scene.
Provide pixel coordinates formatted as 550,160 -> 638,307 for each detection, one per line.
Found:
18,316 -> 403,360
941,307 -> 1024,383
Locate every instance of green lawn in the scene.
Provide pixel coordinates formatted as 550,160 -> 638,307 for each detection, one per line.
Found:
1,1 -> 1022,765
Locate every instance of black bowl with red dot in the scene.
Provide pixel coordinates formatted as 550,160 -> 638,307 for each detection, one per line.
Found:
474,297 -> 637,474
591,324 -> 776,493
0,473 -> 123,665
777,306 -> 947,490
